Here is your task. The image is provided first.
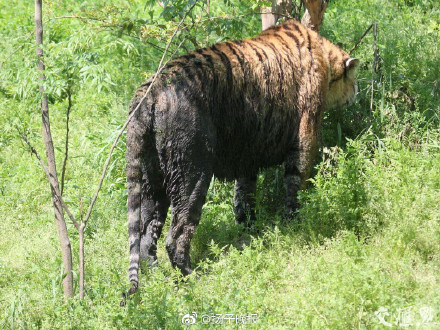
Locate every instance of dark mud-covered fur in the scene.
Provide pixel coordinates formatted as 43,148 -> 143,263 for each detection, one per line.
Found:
126,20 -> 359,293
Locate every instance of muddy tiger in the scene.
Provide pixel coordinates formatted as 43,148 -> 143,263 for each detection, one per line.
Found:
125,19 -> 359,294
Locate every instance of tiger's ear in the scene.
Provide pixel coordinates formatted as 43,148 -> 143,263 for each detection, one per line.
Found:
345,58 -> 360,79
346,58 -> 360,70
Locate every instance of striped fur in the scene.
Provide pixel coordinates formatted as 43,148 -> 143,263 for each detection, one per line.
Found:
126,20 -> 359,294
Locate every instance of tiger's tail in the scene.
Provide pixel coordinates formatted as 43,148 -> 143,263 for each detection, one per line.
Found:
125,93 -> 151,296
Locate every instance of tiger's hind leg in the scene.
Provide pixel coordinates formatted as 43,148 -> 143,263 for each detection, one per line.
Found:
166,170 -> 212,276
234,176 -> 257,226
139,177 -> 169,268
285,112 -> 322,218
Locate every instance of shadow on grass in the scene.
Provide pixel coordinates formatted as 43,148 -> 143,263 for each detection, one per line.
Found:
190,152 -> 375,271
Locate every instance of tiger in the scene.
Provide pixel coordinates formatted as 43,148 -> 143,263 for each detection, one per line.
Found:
125,19 -> 359,295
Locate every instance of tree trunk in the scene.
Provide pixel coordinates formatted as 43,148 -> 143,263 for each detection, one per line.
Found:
261,0 -> 328,33
301,0 -> 328,32
34,0 -> 74,299
261,0 -> 293,30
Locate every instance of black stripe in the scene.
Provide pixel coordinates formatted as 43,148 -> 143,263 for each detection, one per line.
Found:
190,57 -> 208,81
248,42 -> 270,87
179,53 -> 196,61
329,75 -> 345,89
211,44 -> 233,86
224,41 -> 246,75
249,42 -> 270,65
306,31 -> 314,70
129,239 -> 140,251
200,52 -> 217,82
201,52 -> 214,70
184,63 -> 201,84
307,32 -> 313,54
343,57 -> 348,78
273,33 -> 298,71
260,39 -> 282,64
252,41 -> 275,122
179,64 -> 195,82
284,31 -> 302,67
283,23 -> 294,30
270,24 -> 282,32
273,32 -> 292,51
306,31 -> 314,111
306,30 -> 314,107
291,24 -> 306,69
193,49 -> 217,80
261,40 -> 284,82
139,81 -> 152,88
292,22 -> 303,36
306,32 -> 315,115
128,197 -> 140,210
283,31 -> 301,50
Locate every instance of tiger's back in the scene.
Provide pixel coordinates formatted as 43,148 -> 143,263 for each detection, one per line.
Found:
131,20 -> 356,179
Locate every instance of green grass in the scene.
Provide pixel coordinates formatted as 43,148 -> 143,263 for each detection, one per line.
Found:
1,128 -> 440,328
1,0 -> 440,328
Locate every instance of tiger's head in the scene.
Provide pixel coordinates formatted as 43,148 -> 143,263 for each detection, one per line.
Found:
324,42 -> 360,109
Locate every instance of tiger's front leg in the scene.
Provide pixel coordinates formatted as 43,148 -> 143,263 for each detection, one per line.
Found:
285,112 -> 322,218
234,176 -> 257,226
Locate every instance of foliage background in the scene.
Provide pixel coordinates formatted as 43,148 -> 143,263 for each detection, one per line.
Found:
0,0 -> 439,328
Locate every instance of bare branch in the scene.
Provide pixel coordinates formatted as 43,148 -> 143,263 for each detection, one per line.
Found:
370,23 -> 378,111
0,31 -> 33,69
19,131 -> 80,230
79,222 -> 86,299
61,88 -> 72,196
79,196 -> 85,300
46,15 -> 116,25
349,23 -> 374,55
80,195 -> 84,223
